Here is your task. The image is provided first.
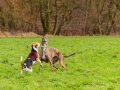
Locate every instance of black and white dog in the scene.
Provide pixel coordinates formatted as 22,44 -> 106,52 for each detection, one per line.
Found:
20,42 -> 42,73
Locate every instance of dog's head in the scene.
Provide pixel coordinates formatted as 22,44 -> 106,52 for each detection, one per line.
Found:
42,36 -> 48,47
27,42 -> 40,48
42,36 -> 48,43
21,64 -> 33,73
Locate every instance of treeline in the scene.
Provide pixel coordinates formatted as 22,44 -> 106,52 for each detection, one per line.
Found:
0,0 -> 120,36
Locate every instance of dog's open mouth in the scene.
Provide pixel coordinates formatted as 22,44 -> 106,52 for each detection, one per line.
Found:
43,40 -> 47,42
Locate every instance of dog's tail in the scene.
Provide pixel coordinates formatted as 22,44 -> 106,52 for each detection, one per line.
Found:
20,56 -> 23,74
64,52 -> 76,58
20,56 -> 23,66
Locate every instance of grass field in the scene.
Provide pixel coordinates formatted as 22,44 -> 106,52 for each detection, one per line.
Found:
1,36 -> 120,90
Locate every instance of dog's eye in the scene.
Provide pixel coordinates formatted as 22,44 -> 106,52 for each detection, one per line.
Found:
23,65 -> 26,68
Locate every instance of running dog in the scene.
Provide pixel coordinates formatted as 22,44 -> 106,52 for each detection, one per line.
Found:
39,36 -> 75,72
20,42 -> 42,73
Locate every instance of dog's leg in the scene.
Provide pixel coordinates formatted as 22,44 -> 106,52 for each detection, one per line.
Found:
38,59 -> 42,66
36,53 -> 42,72
52,58 -> 58,69
59,60 -> 68,70
50,62 -> 54,72
59,56 -> 68,70
53,64 -> 58,69
48,58 -> 54,72
38,59 -> 42,72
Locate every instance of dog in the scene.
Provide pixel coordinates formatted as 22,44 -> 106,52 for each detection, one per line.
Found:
39,36 -> 76,72
20,42 -> 42,73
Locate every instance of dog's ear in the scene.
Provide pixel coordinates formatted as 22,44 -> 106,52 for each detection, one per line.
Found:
27,43 -> 33,48
33,42 -> 40,48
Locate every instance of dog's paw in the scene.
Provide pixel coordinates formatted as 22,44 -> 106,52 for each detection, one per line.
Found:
40,64 -> 43,67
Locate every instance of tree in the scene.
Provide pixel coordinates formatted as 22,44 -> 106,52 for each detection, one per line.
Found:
95,0 -> 106,35
83,0 -> 91,35
38,0 -> 50,35
105,0 -> 118,35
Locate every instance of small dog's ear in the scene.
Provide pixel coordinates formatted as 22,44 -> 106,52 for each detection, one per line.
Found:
27,43 -> 34,48
34,42 -> 40,48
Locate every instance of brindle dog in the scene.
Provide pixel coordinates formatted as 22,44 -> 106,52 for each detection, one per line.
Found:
39,36 -> 75,72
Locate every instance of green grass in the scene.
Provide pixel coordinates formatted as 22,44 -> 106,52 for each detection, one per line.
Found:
1,36 -> 120,90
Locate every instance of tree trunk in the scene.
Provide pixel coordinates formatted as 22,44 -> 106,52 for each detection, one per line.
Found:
83,0 -> 91,35
45,0 -> 50,34
53,0 -> 58,35
105,0 -> 118,35
39,0 -> 50,35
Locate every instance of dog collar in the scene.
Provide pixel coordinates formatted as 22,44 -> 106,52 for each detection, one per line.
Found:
28,52 -> 38,60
